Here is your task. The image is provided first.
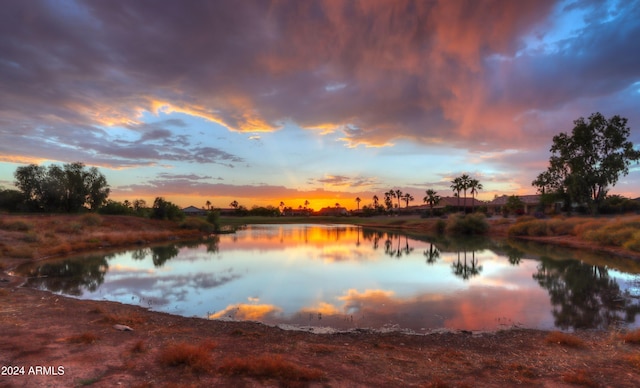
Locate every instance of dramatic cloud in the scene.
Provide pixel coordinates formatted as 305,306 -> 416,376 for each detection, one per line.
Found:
1,0 -> 639,205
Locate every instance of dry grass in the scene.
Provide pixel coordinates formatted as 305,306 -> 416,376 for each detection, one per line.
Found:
218,354 -> 325,382
68,332 -> 99,344
621,329 -> 640,344
100,311 -> 147,326
544,331 -> 585,347
131,340 -> 146,353
157,342 -> 216,373
561,369 -> 598,387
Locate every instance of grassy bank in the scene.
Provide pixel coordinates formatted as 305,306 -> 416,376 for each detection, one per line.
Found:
507,215 -> 640,252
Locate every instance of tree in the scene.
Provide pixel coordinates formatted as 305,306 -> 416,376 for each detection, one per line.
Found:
13,162 -> 110,212
151,197 -> 184,221
205,200 -> 212,210
469,179 -> 483,212
394,189 -> 403,209
230,200 -> 239,209
402,193 -> 414,208
355,197 -> 361,210
450,177 -> 463,209
384,191 -> 394,211
459,174 -> 471,210
504,195 -> 524,216
423,189 -> 441,216
533,113 -> 640,213
372,195 -> 379,208
304,200 -> 310,209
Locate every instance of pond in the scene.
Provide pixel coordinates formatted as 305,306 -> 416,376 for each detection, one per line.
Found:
18,224 -> 640,333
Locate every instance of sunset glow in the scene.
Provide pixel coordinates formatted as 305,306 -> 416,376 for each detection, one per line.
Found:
1,0 -> 639,209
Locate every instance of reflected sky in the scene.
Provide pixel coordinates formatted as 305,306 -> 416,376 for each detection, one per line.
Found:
21,224 -> 640,332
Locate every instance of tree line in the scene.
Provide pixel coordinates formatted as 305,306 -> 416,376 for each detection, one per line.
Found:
0,161 -> 187,222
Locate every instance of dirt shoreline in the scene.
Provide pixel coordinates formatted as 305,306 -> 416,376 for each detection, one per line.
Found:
2,214 -> 640,386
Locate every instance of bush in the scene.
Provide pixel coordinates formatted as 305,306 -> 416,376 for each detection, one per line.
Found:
445,213 -> 489,235
180,217 -> 216,233
623,231 -> 640,252
158,342 -> 215,373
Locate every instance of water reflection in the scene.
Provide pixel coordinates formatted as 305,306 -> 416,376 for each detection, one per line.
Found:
17,225 -> 640,332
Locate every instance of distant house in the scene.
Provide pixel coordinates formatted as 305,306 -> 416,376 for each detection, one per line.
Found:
316,206 -> 349,216
488,195 -> 547,215
182,205 -> 207,216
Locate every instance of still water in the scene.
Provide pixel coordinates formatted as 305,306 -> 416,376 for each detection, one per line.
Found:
19,224 -> 640,332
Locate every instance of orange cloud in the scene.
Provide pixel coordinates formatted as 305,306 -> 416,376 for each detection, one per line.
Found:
209,303 -> 282,321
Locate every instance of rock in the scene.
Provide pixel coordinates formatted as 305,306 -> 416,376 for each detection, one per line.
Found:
113,324 -> 134,331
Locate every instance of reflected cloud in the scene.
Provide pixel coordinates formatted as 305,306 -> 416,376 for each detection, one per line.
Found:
209,303 -> 282,321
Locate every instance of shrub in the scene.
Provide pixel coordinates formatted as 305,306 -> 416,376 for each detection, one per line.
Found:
180,217 -> 216,232
624,232 -> 640,252
81,213 -> 103,226
621,329 -> 640,344
68,332 -> 99,344
445,213 -> 489,235
544,331 -> 584,347
157,342 -> 215,373
547,218 -> 577,235
574,220 -> 606,238
21,232 -> 39,243
585,226 -> 636,247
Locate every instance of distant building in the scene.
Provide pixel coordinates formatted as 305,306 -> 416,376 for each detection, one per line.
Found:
487,195 -> 556,215
316,206 -> 349,216
182,205 -> 207,216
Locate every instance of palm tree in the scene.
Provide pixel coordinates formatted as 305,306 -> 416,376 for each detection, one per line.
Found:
423,189 -> 441,216
450,177 -> 463,210
469,179 -> 483,212
205,200 -> 211,210
460,174 -> 471,211
304,200 -> 310,209
372,195 -> 379,208
394,189 -> 403,209
355,197 -> 361,210
230,200 -> 239,209
384,190 -> 395,211
402,193 -> 414,208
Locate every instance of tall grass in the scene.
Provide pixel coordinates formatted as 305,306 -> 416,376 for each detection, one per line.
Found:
157,341 -> 216,373
508,216 -> 640,252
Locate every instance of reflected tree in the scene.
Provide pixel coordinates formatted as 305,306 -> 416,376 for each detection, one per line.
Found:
24,254 -> 112,296
150,245 -> 180,267
451,250 -> 483,280
423,243 -> 441,264
533,258 -> 640,330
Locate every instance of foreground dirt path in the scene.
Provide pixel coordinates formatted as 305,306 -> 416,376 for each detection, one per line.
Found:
2,286 -> 640,387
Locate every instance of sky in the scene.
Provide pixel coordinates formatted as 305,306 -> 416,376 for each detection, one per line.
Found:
1,0 -> 640,210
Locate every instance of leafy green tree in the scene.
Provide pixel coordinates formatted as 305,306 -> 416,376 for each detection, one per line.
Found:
504,195 -> 525,216
423,189 -> 441,216
14,162 -> 109,212
151,197 -> 184,221
0,187 -> 24,212
533,113 -> 640,213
